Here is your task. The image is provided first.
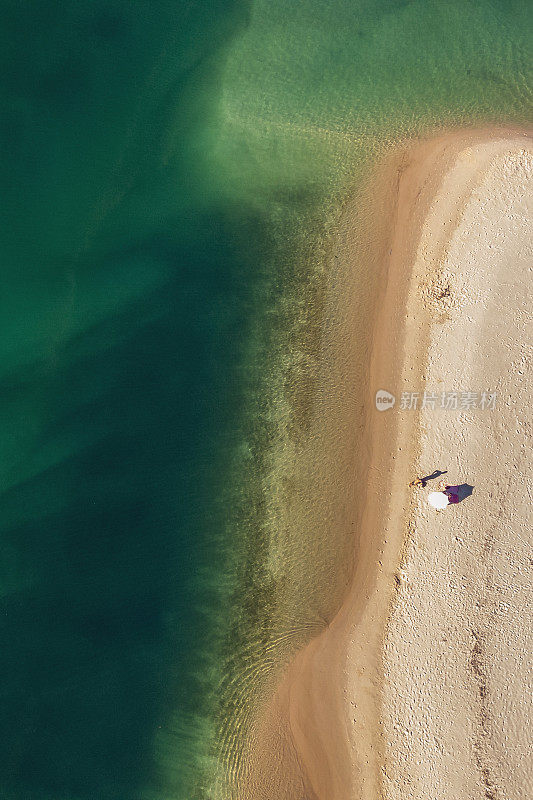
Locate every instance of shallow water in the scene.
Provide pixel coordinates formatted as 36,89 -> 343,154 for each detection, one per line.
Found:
0,1 -> 530,798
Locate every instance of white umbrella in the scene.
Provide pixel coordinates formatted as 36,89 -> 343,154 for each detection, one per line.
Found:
428,491 -> 449,510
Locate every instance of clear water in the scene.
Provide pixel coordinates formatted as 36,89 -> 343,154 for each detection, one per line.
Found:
0,1 -> 530,798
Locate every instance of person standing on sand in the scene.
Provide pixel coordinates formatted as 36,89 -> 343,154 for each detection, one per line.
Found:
427,482 -> 463,510
443,484 -> 460,503
409,470 -> 447,488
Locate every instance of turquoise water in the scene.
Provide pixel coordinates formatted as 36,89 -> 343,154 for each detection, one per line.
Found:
0,1 -> 530,798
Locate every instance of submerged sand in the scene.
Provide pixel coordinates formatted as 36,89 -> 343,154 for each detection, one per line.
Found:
243,127 -> 532,799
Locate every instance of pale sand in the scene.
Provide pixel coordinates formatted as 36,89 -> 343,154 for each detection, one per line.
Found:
380,139 -> 533,799
241,127 -> 532,800
346,130 -> 532,800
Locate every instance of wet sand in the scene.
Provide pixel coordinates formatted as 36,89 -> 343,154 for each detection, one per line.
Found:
243,126 -> 532,799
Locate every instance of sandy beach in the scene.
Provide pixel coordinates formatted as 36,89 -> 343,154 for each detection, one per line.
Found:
379,134 -> 533,800
243,127 -> 532,799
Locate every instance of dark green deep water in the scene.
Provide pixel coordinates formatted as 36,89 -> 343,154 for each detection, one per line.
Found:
0,2 -> 530,799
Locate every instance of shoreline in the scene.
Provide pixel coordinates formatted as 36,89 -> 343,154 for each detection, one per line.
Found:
242,124 -> 532,799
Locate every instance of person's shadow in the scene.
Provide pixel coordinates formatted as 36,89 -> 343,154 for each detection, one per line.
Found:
422,469 -> 447,483
454,483 -> 474,502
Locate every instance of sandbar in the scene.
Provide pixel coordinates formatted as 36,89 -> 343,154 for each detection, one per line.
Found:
241,126 -> 532,800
